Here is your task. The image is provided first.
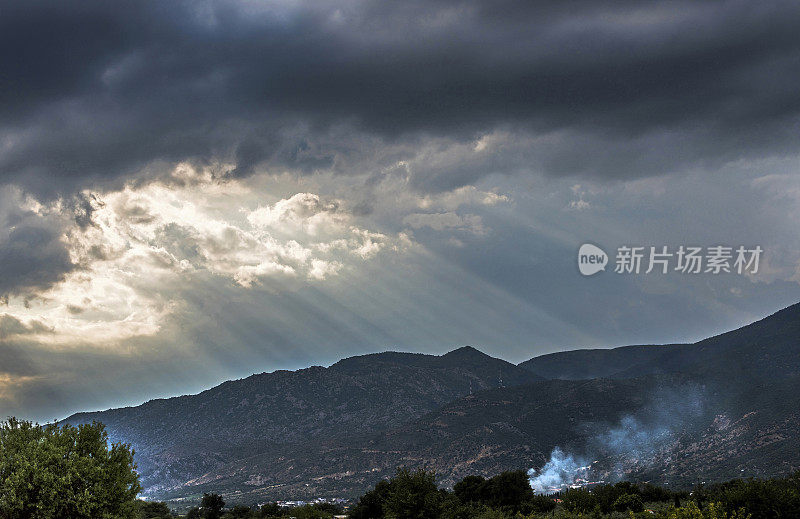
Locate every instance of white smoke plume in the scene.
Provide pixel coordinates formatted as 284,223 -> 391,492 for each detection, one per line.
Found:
595,415 -> 670,460
593,384 -> 705,462
527,447 -> 590,494
528,384 -> 708,494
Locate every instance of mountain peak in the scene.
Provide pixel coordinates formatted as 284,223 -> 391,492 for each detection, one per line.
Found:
441,345 -> 490,360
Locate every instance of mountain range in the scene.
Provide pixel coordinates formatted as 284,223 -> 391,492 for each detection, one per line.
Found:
64,302 -> 800,505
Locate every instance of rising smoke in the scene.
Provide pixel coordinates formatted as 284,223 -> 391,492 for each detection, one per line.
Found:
528,447 -> 590,494
528,383 -> 708,494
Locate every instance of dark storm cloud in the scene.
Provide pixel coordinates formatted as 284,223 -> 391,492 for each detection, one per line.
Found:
2,0 -> 800,196
0,198 -> 75,295
0,315 -> 53,339
0,224 -> 72,294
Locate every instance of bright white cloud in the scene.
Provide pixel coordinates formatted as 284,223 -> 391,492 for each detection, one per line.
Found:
416,185 -> 510,211
247,192 -> 346,236
403,212 -> 487,235
0,167 -> 410,349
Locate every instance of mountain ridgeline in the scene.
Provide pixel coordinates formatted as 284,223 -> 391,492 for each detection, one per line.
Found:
64,302 -> 800,505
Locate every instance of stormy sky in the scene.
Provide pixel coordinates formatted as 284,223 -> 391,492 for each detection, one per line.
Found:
2,0 -> 800,422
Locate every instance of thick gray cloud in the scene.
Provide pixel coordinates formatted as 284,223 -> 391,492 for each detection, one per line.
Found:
0,225 -> 72,293
0,315 -> 52,339
2,0 -> 800,196
0,189 -> 75,295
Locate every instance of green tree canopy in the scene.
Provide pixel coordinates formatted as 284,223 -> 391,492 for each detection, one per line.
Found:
0,417 -> 141,519
349,469 -> 441,519
138,500 -> 173,518
452,471 -> 535,513
452,476 -> 485,504
613,492 -> 644,513
226,504 -> 254,518
201,493 -> 225,519
349,479 -> 392,519
382,468 -> 441,519
258,503 -> 281,517
478,470 -> 533,510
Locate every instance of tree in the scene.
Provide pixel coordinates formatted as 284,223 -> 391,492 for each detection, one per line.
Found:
138,500 -> 173,518
522,494 -> 556,515
311,502 -> 342,514
710,475 -> 800,518
0,417 -> 141,519
562,488 -> 597,513
349,479 -> 392,519
613,493 -> 644,513
350,469 -> 441,519
186,507 -> 202,519
200,493 -> 225,519
258,502 -> 281,517
452,471 -> 535,513
479,470 -> 533,511
382,468 -> 441,519
439,500 -> 504,519
453,475 -> 486,504
668,501 -> 751,519
227,505 -> 255,518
